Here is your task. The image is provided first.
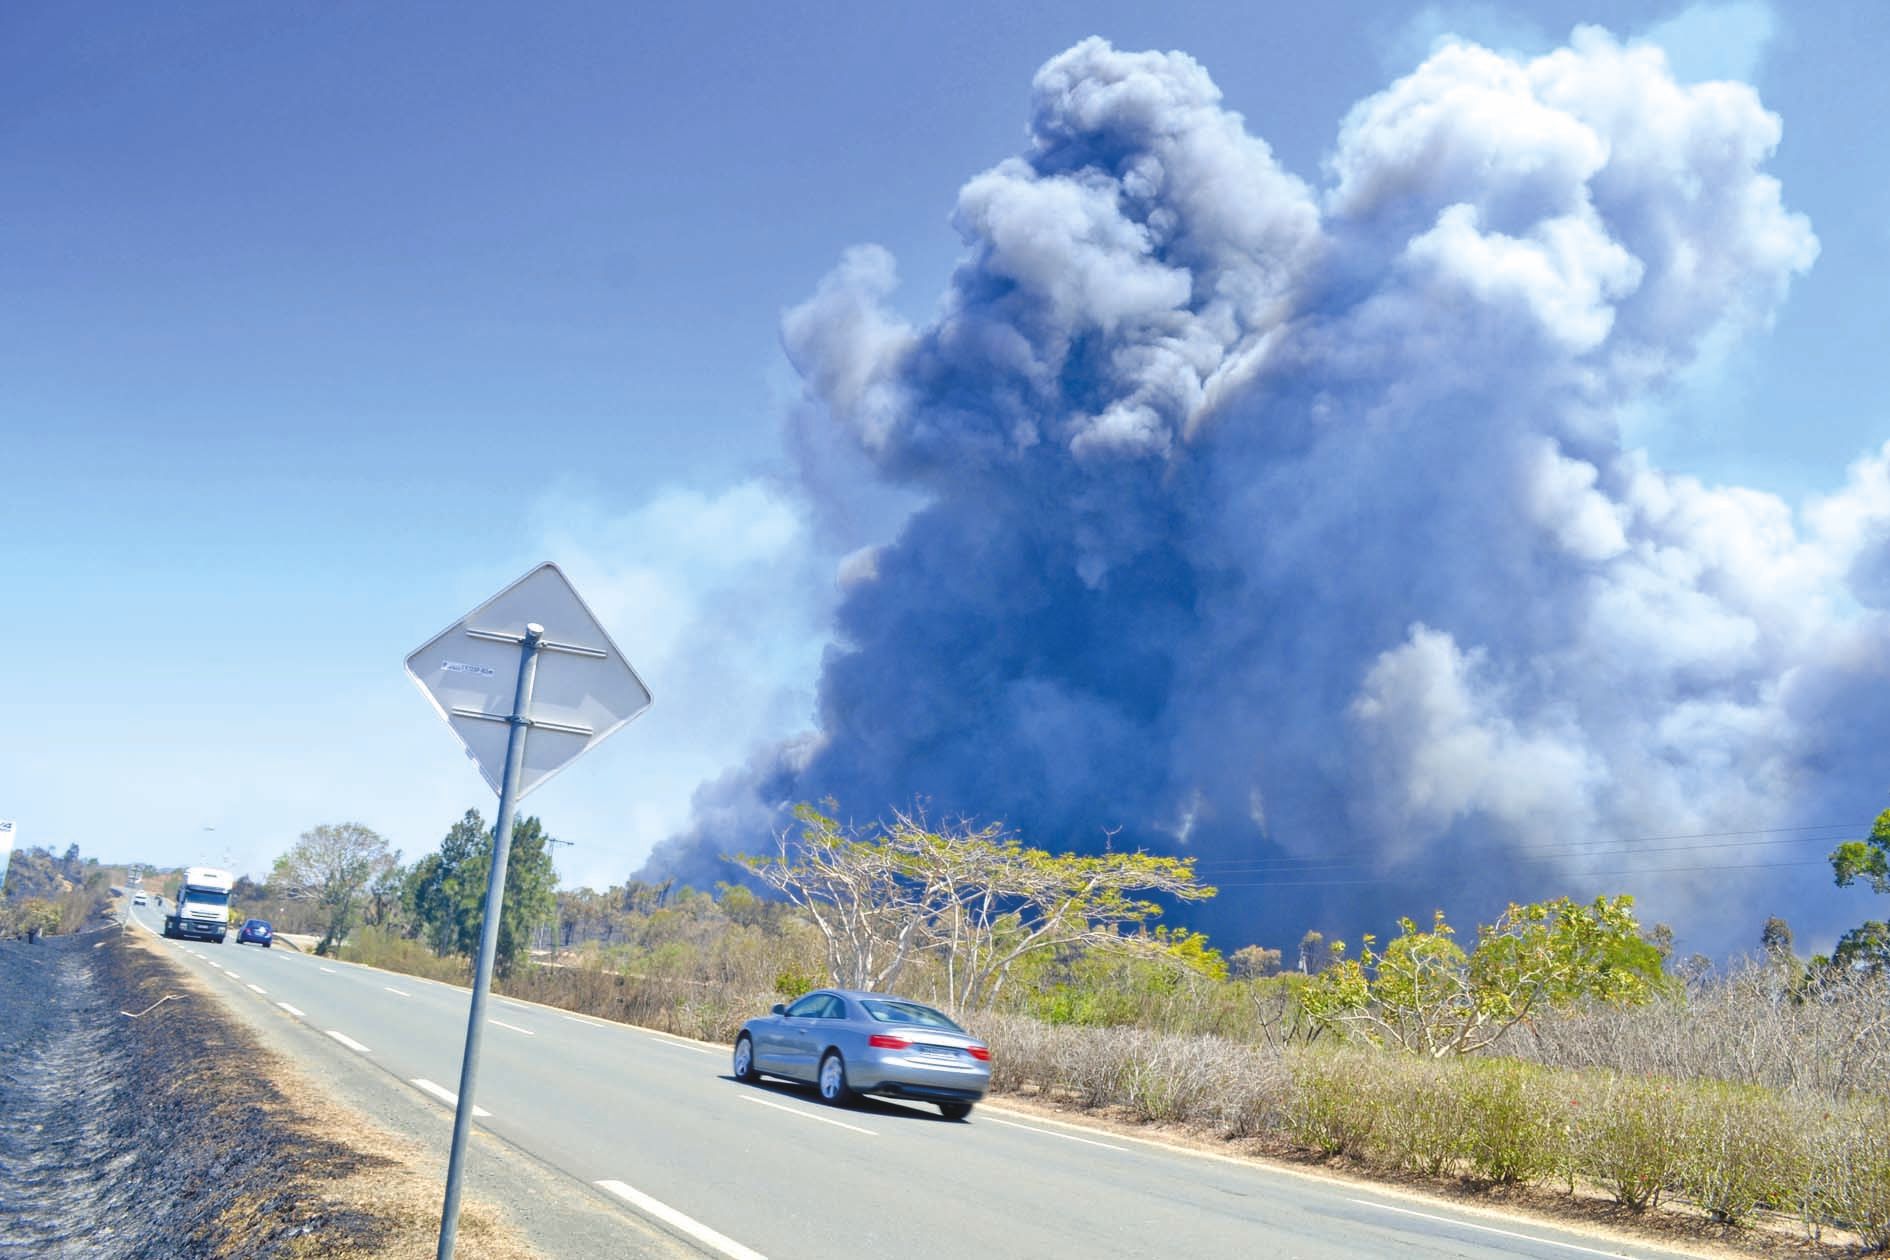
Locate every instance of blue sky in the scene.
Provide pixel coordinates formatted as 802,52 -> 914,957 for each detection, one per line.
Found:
4,2 -> 1886,951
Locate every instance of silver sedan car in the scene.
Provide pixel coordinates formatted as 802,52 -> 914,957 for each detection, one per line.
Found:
732,989 -> 992,1120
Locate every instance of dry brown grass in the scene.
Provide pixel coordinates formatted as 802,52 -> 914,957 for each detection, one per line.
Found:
128,931 -> 541,1260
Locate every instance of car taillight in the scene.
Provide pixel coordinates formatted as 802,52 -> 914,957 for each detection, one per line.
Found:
966,1045 -> 991,1061
868,1034 -> 911,1050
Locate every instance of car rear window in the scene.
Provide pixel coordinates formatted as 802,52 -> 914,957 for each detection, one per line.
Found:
861,1000 -> 963,1031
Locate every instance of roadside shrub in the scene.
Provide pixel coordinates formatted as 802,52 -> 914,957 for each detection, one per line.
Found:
1457,1058 -> 1558,1184
1361,1057 -> 1466,1176
1674,1082 -> 1800,1226
343,926 -> 470,983
1812,1099 -> 1890,1251
1584,1074 -> 1686,1210
1283,1048 -> 1376,1158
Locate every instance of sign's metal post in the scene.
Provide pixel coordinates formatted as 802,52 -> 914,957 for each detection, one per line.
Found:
436,623 -> 543,1260
407,562 -> 650,1260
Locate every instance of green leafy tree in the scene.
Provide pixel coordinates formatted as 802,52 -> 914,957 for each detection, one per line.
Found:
420,809 -> 557,977
1230,944 -> 1283,979
1831,810 -> 1890,896
404,810 -> 486,953
1760,915 -> 1794,959
1300,896 -> 1667,1056
271,822 -> 395,956
1827,809 -> 1890,977
364,856 -> 407,930
1831,920 -> 1889,976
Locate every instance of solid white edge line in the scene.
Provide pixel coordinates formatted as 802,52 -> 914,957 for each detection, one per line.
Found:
277,1002 -> 306,1017
1348,1200 -> 1639,1258
980,1114 -> 1130,1151
562,1014 -> 611,1027
737,1095 -> 877,1136
246,984 -> 267,995
411,1078 -> 491,1118
384,986 -> 411,997
325,1030 -> 372,1054
489,1019 -> 535,1035
594,1179 -> 768,1260
320,966 -> 337,974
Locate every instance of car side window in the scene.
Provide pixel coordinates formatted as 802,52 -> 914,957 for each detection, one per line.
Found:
785,994 -> 829,1018
813,995 -> 846,1019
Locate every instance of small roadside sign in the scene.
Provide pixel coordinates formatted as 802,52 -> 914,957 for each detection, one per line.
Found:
404,562 -> 652,798
0,820 -> 15,889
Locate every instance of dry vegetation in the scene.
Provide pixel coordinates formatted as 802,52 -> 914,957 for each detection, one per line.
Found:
340,881 -> 1890,1256
126,931 -> 541,1260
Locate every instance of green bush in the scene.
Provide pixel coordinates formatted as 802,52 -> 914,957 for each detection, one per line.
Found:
1284,1049 -> 1376,1158
1365,1058 -> 1467,1176
773,966 -> 821,998
1813,1099 -> 1890,1251
342,926 -> 470,983
1584,1075 -> 1687,1210
1457,1059 -> 1559,1184
1674,1082 -> 1799,1226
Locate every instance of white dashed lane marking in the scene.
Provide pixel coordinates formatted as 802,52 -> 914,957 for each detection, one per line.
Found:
594,1180 -> 767,1260
277,1002 -> 306,1017
325,1031 -> 372,1054
738,1095 -> 877,1136
489,1020 -> 535,1036
412,1078 -> 491,1117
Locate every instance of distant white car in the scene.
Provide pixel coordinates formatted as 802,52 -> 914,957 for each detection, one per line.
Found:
133,892 -> 149,906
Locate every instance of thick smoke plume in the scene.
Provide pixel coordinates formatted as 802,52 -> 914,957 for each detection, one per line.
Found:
646,30 -> 1890,955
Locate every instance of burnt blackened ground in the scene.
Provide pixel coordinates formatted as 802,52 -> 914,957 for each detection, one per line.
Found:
0,927 -> 388,1258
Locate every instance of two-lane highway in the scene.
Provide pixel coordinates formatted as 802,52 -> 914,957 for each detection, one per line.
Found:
129,903 -> 1706,1260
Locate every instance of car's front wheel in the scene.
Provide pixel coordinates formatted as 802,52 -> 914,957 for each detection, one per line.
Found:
938,1102 -> 972,1121
817,1051 -> 854,1106
732,1035 -> 758,1083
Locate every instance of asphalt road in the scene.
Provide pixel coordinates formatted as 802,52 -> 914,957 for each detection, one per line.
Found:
127,902 -> 1707,1260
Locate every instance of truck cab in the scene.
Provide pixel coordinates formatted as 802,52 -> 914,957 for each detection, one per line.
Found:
162,866 -> 235,943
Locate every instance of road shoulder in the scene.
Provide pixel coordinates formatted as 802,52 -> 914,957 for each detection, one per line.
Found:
131,928 -> 690,1260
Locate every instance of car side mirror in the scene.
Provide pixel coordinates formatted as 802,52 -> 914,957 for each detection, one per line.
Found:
771,1003 -> 786,1015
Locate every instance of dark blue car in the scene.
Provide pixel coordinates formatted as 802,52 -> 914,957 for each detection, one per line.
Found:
237,918 -> 274,947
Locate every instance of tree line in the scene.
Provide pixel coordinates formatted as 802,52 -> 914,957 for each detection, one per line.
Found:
260,810 -> 555,975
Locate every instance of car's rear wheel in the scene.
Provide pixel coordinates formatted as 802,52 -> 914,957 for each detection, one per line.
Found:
817,1051 -> 854,1106
938,1102 -> 972,1121
732,1035 -> 758,1083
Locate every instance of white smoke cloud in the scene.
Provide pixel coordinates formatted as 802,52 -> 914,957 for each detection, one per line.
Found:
646,28 -> 1884,954
532,480 -> 832,889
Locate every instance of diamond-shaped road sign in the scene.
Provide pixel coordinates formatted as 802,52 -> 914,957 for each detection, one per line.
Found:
405,563 -> 652,798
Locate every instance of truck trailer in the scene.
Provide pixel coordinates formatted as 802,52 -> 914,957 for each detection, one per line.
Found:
163,866 -> 234,942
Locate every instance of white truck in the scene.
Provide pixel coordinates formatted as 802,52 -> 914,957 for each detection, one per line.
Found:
163,866 -> 235,943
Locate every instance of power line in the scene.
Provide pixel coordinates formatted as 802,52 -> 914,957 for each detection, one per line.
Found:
1208,855 -> 1834,890
1185,824 -> 1864,872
